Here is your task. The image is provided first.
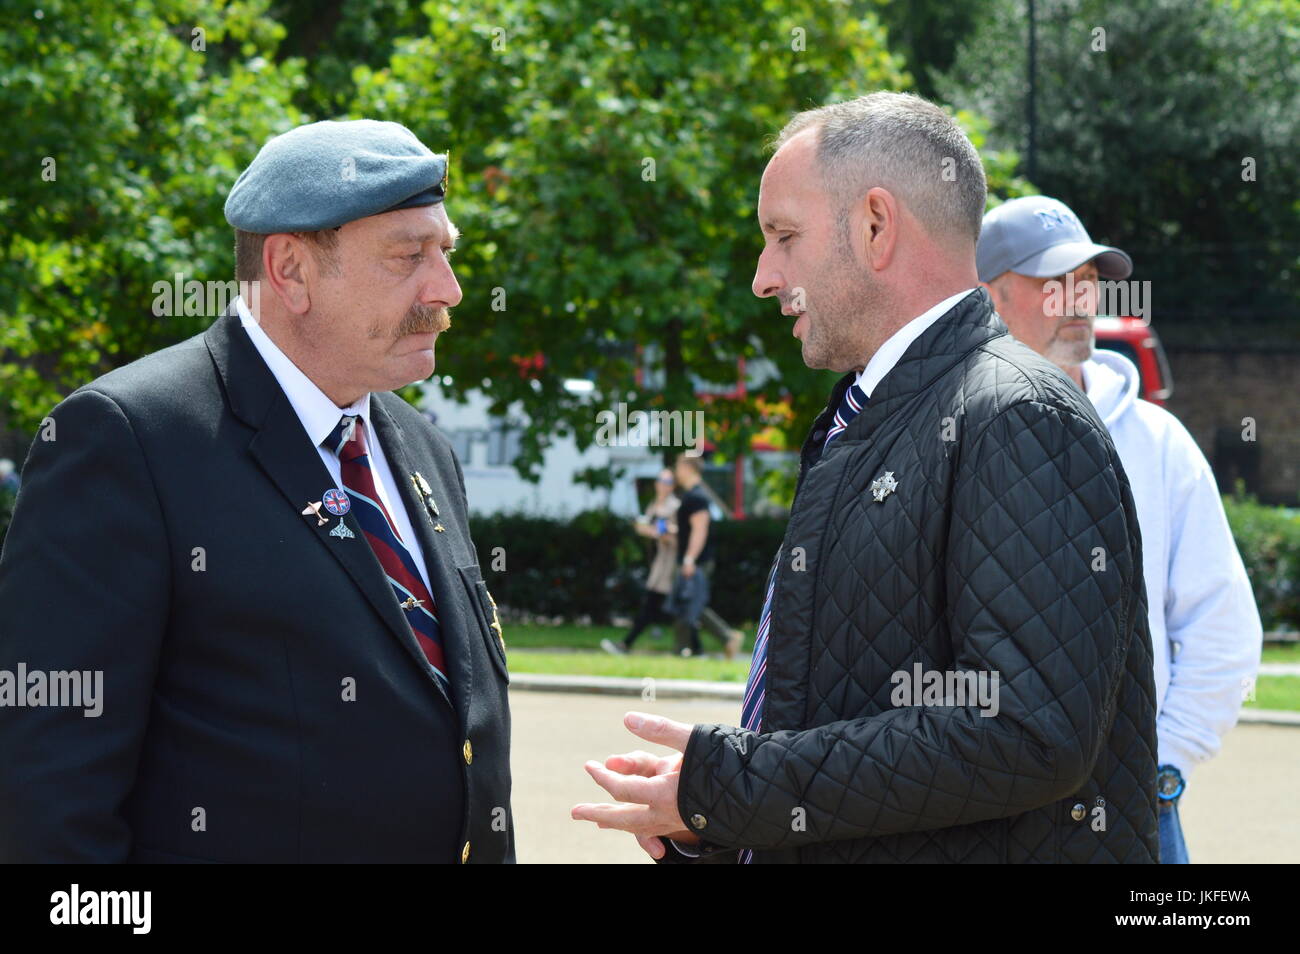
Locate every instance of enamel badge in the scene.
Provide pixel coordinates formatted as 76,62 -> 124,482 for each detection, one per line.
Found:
329,520 -> 355,539
870,471 -> 898,503
322,488 -> 351,516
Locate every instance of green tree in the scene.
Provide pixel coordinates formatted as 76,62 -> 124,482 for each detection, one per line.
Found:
0,0 -> 306,434
939,0 -> 1300,341
1,0 -> 1020,501
872,0 -> 983,99
350,0 -> 914,482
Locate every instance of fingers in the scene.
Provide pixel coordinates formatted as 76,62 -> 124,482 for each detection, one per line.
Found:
570,800 -> 654,833
623,711 -> 693,752
584,759 -> 655,804
637,834 -> 667,860
605,750 -> 665,777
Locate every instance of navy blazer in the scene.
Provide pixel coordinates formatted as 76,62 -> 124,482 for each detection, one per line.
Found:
0,309 -> 514,862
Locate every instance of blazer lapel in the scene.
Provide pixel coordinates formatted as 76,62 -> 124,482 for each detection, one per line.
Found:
203,309 -> 454,709
370,397 -> 474,728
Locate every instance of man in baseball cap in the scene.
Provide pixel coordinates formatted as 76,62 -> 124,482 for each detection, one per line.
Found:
978,196 -> 1261,865
977,195 -> 1131,388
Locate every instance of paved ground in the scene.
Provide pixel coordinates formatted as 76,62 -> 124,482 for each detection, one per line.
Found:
508,689 -> 1300,864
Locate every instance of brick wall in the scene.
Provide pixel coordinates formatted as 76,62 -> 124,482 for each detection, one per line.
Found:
1163,348 -> 1300,505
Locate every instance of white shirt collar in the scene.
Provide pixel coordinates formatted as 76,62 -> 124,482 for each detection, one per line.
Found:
853,288 -> 977,398
233,295 -> 370,446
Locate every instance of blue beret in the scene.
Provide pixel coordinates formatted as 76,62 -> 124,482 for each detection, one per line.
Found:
224,119 -> 448,233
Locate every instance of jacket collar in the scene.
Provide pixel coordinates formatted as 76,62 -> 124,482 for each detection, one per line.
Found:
203,307 -> 456,712
800,288 -> 1008,476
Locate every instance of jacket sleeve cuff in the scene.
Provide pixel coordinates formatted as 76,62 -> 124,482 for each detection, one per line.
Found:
653,837 -> 738,864
677,722 -> 719,839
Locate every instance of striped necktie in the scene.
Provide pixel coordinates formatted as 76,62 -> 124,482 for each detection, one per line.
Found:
823,380 -> 868,447
738,380 -> 867,863
324,414 -> 448,683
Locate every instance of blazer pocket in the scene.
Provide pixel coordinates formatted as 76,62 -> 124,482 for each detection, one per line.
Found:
457,563 -> 509,683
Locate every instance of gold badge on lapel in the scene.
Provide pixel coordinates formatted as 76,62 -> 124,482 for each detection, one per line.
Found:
486,590 -> 505,653
410,471 -> 443,527
301,501 -> 328,526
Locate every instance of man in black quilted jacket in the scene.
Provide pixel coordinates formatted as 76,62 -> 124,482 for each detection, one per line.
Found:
572,91 -> 1159,863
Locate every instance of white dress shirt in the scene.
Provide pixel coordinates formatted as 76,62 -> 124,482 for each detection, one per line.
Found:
853,288 -> 977,398
234,296 -> 434,594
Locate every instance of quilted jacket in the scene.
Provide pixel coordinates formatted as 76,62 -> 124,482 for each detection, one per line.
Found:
675,289 -> 1159,863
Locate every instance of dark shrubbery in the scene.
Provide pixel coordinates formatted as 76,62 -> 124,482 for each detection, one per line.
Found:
470,510 -> 785,625
1223,494 -> 1300,633
471,498 -> 1300,635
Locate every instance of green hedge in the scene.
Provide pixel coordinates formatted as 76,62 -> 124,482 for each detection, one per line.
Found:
2,492 -> 1294,633
1222,493 -> 1300,632
470,510 -> 785,626
467,510 -> 646,625
472,497 -> 1300,634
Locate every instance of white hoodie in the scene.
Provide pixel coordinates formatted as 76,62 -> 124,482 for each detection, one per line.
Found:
1082,350 -> 1262,778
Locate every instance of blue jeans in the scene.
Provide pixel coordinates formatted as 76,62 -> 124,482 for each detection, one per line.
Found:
1158,800 -> 1189,864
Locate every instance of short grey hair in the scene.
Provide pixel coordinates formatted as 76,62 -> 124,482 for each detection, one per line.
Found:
774,91 -> 986,247
234,227 -> 341,284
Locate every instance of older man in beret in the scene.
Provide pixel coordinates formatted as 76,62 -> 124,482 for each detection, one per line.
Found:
0,120 -> 514,863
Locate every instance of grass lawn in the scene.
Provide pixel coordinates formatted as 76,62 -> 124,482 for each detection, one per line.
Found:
1262,643 -> 1300,664
507,650 -> 750,682
503,623 -> 1300,711
502,623 -> 753,682
1245,677 -> 1300,712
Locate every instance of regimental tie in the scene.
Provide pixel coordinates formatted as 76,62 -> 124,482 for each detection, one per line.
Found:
738,380 -> 868,864
324,414 -> 448,683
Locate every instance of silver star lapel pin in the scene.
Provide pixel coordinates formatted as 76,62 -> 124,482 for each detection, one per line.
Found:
870,471 -> 898,503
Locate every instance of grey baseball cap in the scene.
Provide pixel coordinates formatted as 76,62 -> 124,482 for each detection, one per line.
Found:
977,196 -> 1132,283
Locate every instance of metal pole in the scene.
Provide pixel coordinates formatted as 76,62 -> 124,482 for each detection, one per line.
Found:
1027,0 -> 1038,182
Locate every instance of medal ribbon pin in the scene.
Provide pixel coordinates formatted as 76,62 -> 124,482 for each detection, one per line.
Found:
411,472 -> 445,531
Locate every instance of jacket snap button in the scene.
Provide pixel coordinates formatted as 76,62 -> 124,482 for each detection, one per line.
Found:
1070,803 -> 1087,821
463,739 -> 473,765
461,840 -> 471,863
690,813 -> 708,830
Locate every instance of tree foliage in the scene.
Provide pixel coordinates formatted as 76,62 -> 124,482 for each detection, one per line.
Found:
1,0 -> 1029,486
939,0 -> 1300,341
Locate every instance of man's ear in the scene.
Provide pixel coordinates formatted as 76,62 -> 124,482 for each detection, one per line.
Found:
262,234 -> 313,315
981,276 -> 1005,311
860,186 -> 899,271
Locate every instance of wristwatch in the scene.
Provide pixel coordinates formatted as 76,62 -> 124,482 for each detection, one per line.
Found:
1156,764 -> 1185,802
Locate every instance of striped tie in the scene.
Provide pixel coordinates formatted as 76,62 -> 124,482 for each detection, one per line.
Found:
324,414 -> 448,683
738,380 -> 867,863
823,380 -> 868,447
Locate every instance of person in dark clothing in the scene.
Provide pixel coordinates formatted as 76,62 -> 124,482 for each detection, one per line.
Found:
667,454 -> 741,659
574,92 -> 1156,864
